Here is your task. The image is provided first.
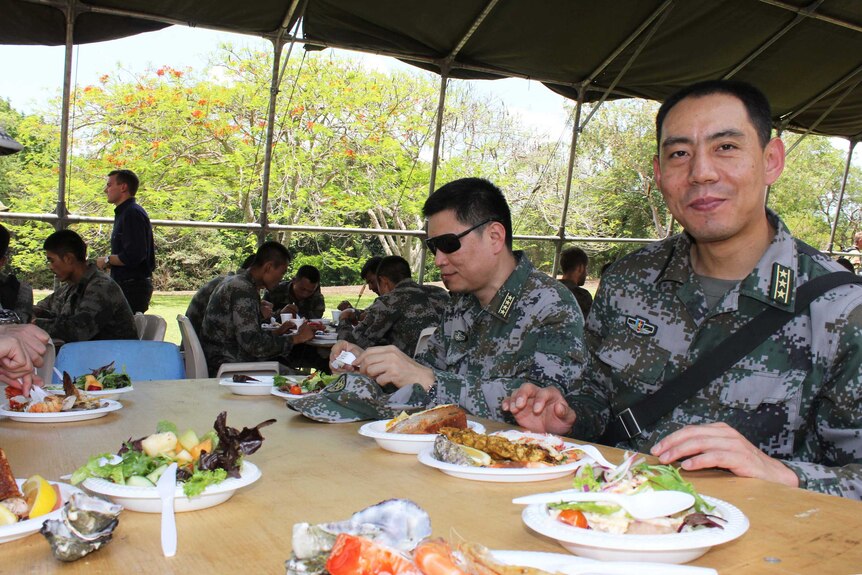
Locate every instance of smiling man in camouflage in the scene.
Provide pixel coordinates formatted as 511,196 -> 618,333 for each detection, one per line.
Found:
505,80 -> 862,499
329,178 -> 586,422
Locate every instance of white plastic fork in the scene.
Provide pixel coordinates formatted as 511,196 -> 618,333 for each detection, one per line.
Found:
567,443 -> 617,470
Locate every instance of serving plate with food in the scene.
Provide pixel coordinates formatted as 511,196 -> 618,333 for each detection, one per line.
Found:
47,362 -> 133,397
0,399 -> 122,423
72,412 -> 272,513
219,374 -> 278,396
519,456 -> 749,563
271,372 -> 338,399
417,429 -> 591,482
358,404 -> 486,454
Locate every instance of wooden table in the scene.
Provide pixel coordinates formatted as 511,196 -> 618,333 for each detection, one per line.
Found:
2,379 -> 861,574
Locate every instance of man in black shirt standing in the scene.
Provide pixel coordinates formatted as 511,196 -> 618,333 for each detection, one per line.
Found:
96,169 -> 156,313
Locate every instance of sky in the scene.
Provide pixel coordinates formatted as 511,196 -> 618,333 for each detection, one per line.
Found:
0,25 -> 572,141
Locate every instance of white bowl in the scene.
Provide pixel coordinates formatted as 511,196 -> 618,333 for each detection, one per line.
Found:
521,496 -> 749,564
358,420 -> 486,454
219,376 -> 276,396
82,461 -> 261,513
0,480 -> 83,544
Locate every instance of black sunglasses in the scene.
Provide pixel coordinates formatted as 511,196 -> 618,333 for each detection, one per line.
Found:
425,218 -> 496,255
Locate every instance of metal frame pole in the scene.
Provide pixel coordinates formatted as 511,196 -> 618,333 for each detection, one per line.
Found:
826,139 -> 858,253
55,0 -> 75,231
552,90 -> 584,277
257,35 -> 286,245
417,72 -> 449,283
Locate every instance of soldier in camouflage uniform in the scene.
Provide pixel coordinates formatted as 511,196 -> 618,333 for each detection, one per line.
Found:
200,242 -> 315,376
33,230 -> 137,342
0,224 -> 33,324
185,254 -> 256,336
337,255 -> 448,355
506,80 -> 862,499
264,264 -> 326,319
328,178 -> 586,423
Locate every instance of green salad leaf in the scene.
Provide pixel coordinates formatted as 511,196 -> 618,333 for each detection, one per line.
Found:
637,463 -> 714,513
184,468 -> 228,497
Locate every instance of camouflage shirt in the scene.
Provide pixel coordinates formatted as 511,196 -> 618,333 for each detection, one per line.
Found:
201,271 -> 293,375
34,263 -> 137,342
566,211 -> 862,499
0,271 -> 33,323
417,252 -> 586,422
264,279 -> 325,319
185,269 -> 241,336
337,279 -> 449,355
560,279 -> 593,318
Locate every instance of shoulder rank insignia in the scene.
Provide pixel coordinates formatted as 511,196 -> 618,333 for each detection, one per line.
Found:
770,263 -> 794,306
626,316 -> 657,336
496,291 -> 516,319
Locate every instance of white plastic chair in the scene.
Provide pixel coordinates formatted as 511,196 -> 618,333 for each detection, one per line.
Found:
134,313 -> 167,341
176,314 -> 281,379
414,326 -> 436,357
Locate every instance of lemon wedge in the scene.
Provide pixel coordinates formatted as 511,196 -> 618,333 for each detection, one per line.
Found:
22,475 -> 57,519
0,504 -> 17,526
461,446 -> 492,466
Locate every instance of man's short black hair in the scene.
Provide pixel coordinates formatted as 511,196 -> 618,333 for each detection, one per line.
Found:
0,224 -> 9,258
108,169 -> 140,196
360,256 -> 384,279
252,241 -> 290,268
296,264 -> 321,284
44,229 -> 87,262
656,80 -> 773,150
239,253 -> 256,270
560,246 -> 589,273
375,256 -> 411,284
422,178 -> 513,249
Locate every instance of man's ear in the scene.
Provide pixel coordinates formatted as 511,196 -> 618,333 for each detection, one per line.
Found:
487,221 -> 508,254
764,136 -> 785,186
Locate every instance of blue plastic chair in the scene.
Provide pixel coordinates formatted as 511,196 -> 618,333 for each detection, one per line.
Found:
53,340 -> 185,383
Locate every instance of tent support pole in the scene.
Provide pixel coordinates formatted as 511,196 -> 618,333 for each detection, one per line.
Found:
826,140 -> 857,254
552,90 -> 585,277
417,72 -> 449,284
258,35 -> 286,245
56,0 -> 75,231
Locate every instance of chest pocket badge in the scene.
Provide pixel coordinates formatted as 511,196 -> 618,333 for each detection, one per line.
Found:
626,316 -> 657,336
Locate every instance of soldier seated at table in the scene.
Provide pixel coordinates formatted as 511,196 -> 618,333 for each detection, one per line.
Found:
329,177 -> 586,422
336,255 -> 448,356
185,253 -> 256,336
265,264 -> 325,320
33,230 -> 137,343
200,242 -> 315,376
558,246 -> 592,318
0,223 -> 33,324
337,255 -> 383,324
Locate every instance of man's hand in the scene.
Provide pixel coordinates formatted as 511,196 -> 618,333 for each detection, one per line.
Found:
96,256 -> 109,270
290,323 -> 317,345
0,324 -> 49,367
280,303 -> 300,316
502,383 -> 576,436
329,341 -> 366,372
260,300 -> 274,321
0,335 -> 42,395
651,423 -> 800,487
355,345 -> 434,390
337,300 -> 353,311
338,309 -> 356,324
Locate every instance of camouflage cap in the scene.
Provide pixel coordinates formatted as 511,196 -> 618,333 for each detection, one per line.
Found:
285,373 -> 431,423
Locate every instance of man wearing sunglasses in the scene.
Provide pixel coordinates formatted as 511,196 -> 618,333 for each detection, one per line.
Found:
329,177 -> 586,422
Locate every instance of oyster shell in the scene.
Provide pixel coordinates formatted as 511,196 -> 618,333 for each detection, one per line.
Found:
286,499 -> 431,575
433,435 -> 475,466
40,493 -> 122,562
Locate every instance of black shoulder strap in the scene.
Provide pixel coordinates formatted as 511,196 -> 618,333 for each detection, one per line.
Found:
601,271 -> 862,445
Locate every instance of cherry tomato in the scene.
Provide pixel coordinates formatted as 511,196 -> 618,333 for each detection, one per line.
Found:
558,509 -> 589,529
290,385 -> 302,395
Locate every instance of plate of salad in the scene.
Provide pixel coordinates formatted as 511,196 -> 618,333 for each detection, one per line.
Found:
520,456 -> 749,564
71,412 -> 273,513
47,362 -> 133,397
271,372 -> 339,399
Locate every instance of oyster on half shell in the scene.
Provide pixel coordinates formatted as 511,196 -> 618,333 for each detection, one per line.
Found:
40,493 -> 122,562
286,499 -> 431,575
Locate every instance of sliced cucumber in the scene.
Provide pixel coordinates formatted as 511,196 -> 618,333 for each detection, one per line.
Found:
126,475 -> 156,488
146,464 -> 169,484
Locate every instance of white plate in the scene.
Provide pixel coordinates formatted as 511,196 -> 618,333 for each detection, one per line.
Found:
270,376 -> 313,400
489,550 -> 717,575
358,420 -> 486,454
45,385 -> 134,398
0,400 -> 123,423
219,376 -> 276,396
521,496 -> 749,564
416,439 -> 591,483
0,480 -> 83,544
82,461 -> 262,513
